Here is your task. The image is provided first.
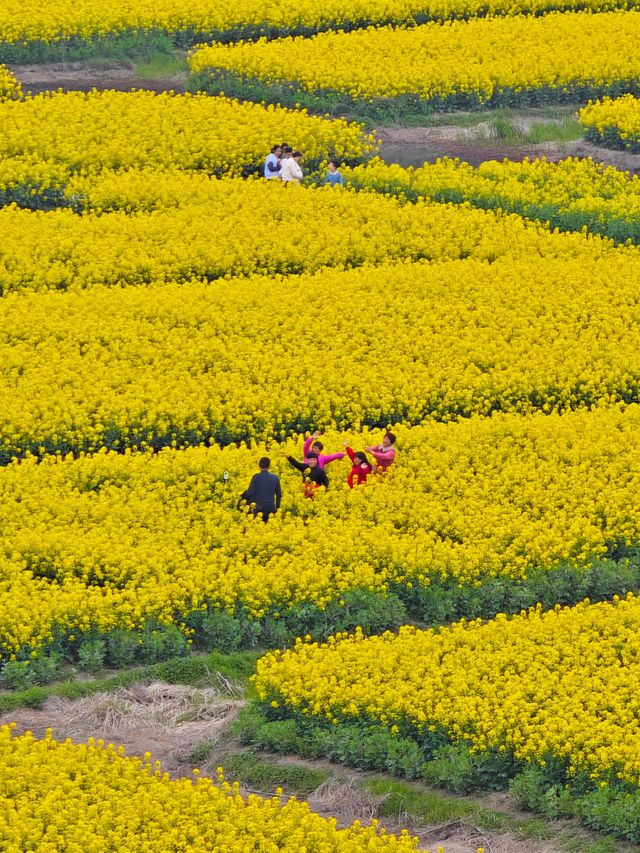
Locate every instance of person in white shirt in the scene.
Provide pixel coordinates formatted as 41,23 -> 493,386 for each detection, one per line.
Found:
279,146 -> 292,179
281,150 -> 303,185
264,144 -> 282,179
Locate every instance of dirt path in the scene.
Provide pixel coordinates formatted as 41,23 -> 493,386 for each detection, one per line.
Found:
376,123 -> 640,172
10,61 -> 187,95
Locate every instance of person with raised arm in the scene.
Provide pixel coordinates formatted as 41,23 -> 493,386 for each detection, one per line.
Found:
343,442 -> 372,488
286,451 -> 329,498
366,431 -> 397,472
303,430 -> 345,470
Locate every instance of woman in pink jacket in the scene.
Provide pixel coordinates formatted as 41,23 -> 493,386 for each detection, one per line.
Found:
366,432 -> 397,472
303,431 -> 345,470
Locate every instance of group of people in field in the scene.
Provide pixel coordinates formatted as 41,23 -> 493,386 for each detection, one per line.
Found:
264,143 -> 345,186
240,431 -> 397,521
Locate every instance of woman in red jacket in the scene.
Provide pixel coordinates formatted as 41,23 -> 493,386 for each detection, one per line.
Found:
343,442 -> 373,488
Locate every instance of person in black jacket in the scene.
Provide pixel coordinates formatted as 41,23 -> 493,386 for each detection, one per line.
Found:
239,457 -> 282,522
286,451 -> 329,498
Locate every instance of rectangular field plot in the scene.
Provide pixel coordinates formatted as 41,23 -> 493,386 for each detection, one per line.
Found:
2,406 -> 640,665
346,157 -> 640,244
254,593 -> 640,790
0,178 -> 567,296
190,11 -> 640,115
0,90 -> 373,176
2,249 -> 640,457
0,0 -> 633,55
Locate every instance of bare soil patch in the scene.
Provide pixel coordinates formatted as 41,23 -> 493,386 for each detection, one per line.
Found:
10,61 -> 187,94
376,123 -> 640,172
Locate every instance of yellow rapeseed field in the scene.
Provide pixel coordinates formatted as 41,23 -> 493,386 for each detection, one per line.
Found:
0,726 -> 419,852
2,402 -> 640,660
580,93 -> 640,151
345,157 -> 640,238
190,10 -> 640,105
254,594 -> 640,786
0,0 -> 631,46
0,90 -> 373,175
0,64 -> 21,99
0,177 -> 603,295
3,250 -> 640,456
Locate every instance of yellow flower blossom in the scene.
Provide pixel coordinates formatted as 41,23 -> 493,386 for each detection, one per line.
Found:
0,0 -> 632,46
0,172 -> 603,296
1,244 -> 640,456
0,64 -> 21,100
0,90 -> 372,176
580,93 -> 640,152
345,156 -> 640,237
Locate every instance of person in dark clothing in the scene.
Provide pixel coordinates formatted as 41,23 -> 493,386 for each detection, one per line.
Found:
286,451 -> 329,498
240,457 -> 282,521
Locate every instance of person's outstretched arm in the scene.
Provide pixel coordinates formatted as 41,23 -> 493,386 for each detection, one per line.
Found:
286,455 -> 306,473
370,447 -> 395,465
321,452 -> 346,465
304,431 -> 322,457
344,445 -> 355,462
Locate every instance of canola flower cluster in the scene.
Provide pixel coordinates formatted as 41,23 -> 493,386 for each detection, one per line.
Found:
3,400 -> 640,660
0,64 -> 21,100
346,157 -> 640,242
0,176 -> 596,295
0,90 -> 373,176
4,247 -> 640,457
0,155 -> 75,211
190,10 -> 640,107
0,726 -> 418,852
0,0 -> 633,49
254,594 -> 640,787
580,93 -> 640,152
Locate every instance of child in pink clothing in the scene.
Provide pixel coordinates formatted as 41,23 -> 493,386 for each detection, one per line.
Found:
366,432 -> 397,472
303,431 -> 345,470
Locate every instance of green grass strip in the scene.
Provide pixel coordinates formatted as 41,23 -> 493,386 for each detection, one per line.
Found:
0,649 -> 260,715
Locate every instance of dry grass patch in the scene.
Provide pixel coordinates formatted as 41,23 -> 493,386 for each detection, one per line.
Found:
0,681 -> 244,773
